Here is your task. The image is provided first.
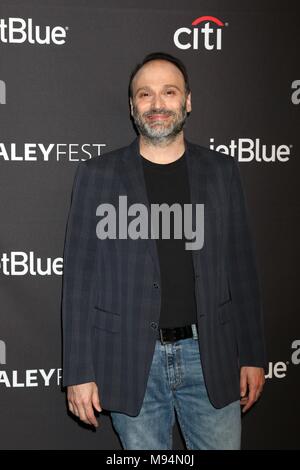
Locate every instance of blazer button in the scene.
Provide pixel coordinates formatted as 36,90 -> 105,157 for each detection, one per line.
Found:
153,283 -> 159,288
150,322 -> 158,330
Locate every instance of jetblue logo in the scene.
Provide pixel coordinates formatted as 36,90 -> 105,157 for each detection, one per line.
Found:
0,252 -> 63,276
0,18 -> 68,45
266,340 -> 300,379
210,137 -> 292,163
174,15 -> 226,51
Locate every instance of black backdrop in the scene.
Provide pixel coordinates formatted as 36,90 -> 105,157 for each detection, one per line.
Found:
0,0 -> 299,450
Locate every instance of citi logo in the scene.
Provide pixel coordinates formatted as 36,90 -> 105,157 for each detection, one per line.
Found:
210,137 -> 292,163
0,18 -> 68,45
174,15 -> 226,51
0,79 -> 6,104
0,252 -> 63,276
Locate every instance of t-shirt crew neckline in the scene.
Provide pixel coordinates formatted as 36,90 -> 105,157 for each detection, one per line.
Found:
140,152 -> 186,171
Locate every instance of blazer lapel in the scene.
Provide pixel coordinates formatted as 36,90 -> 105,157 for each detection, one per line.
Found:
184,137 -> 208,280
120,137 -> 161,277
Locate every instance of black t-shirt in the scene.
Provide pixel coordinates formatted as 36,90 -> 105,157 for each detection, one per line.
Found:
141,151 -> 197,329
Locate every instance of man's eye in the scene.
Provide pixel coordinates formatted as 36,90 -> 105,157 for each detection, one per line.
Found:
140,93 -> 149,97
166,90 -> 175,95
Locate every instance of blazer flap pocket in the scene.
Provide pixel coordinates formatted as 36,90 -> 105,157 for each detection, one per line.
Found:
218,300 -> 232,324
93,306 -> 121,333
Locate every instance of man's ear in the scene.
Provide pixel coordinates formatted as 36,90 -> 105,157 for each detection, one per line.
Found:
129,98 -> 133,116
186,91 -> 192,113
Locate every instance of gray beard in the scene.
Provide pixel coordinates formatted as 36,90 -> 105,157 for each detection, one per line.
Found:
132,103 -> 188,146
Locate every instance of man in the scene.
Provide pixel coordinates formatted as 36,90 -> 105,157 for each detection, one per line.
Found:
61,52 -> 267,450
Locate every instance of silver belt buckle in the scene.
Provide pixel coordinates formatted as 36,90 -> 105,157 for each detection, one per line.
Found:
159,327 -> 172,344
159,328 -> 165,344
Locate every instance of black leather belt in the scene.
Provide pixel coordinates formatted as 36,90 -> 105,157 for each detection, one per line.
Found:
157,324 -> 197,344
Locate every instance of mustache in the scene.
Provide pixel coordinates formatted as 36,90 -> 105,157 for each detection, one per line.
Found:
143,109 -> 175,118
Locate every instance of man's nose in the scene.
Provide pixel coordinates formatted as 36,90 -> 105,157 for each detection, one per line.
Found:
151,93 -> 165,110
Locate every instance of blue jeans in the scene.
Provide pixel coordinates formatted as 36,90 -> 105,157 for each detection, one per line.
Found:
110,324 -> 241,450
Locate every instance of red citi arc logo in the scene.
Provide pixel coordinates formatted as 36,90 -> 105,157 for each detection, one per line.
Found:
174,15 -> 226,51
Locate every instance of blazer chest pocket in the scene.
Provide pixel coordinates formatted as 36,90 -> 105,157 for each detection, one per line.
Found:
93,306 -> 121,333
218,298 -> 232,324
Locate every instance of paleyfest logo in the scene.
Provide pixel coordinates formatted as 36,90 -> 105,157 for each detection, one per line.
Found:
0,340 -> 62,388
0,142 -> 106,162
174,15 -> 227,51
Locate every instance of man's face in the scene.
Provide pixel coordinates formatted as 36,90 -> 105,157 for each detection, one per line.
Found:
130,60 -> 192,143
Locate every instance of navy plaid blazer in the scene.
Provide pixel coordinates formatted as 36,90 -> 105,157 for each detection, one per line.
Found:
61,136 -> 267,415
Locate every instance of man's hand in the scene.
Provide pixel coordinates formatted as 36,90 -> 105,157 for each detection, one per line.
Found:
240,366 -> 265,413
67,382 -> 102,427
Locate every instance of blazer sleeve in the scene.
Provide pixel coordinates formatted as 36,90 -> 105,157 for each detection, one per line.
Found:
61,161 -> 97,387
227,157 -> 268,372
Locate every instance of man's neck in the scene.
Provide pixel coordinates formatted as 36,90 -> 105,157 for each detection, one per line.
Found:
138,133 -> 186,164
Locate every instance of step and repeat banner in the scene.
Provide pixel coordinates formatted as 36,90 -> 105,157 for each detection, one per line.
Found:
0,0 -> 299,449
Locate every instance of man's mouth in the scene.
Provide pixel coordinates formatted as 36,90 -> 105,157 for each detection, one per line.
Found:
147,114 -> 170,120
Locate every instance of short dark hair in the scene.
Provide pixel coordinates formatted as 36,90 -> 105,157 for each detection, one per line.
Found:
128,51 -> 190,99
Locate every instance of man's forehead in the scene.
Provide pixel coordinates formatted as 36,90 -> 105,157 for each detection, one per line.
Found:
132,60 -> 185,88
